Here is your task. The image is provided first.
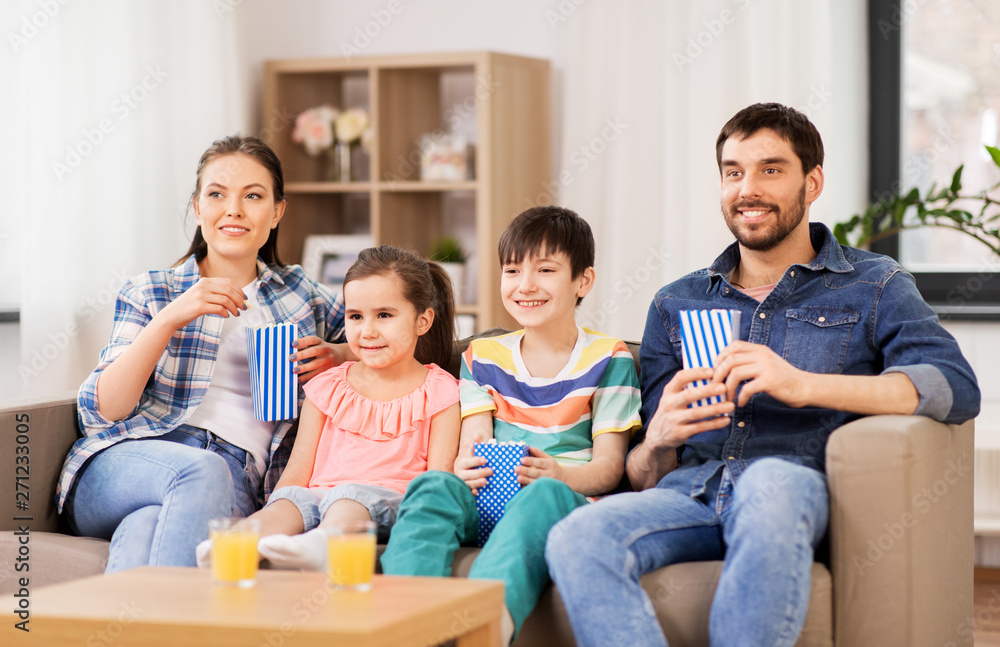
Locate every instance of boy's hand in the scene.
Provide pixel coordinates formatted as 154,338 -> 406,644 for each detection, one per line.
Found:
454,441 -> 491,495
515,446 -> 564,486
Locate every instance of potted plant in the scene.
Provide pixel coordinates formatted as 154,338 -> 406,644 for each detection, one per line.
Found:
429,237 -> 468,304
833,145 -> 1000,256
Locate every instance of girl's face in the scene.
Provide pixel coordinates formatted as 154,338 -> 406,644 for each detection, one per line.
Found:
344,273 -> 433,371
193,153 -> 285,266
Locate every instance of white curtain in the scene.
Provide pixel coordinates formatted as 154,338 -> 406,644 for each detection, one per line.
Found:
559,0 -> 869,341
2,0 -> 247,398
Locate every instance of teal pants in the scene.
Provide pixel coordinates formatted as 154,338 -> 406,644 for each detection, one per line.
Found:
380,471 -> 587,637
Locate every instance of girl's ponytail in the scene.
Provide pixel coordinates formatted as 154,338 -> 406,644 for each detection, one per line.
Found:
418,261 -> 456,368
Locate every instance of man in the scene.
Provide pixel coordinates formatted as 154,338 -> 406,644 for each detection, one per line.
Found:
544,103 -> 980,647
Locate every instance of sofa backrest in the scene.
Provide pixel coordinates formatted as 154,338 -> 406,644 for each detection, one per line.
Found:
0,394 -> 79,533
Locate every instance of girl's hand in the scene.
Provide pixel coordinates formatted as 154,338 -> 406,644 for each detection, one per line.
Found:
158,278 -> 246,331
291,337 -> 345,383
454,443 -> 491,496
515,446 -> 565,486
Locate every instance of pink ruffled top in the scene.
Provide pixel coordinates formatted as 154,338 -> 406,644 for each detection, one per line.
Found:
302,362 -> 459,493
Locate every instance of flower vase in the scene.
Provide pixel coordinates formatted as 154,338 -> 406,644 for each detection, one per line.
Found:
327,143 -> 353,183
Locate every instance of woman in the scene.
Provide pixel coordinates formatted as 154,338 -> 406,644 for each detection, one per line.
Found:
58,135 -> 351,572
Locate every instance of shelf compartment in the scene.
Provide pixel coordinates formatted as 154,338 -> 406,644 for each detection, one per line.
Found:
377,66 -> 478,183
265,69 -> 371,184
278,193 -> 371,264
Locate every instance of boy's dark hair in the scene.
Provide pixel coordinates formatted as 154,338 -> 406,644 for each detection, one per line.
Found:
715,103 -> 824,176
343,245 -> 456,368
498,206 -> 595,305
177,134 -> 286,267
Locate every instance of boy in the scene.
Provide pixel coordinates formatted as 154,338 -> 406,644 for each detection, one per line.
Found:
380,206 -> 642,644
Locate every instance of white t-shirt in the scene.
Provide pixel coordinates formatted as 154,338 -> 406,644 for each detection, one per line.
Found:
187,280 -> 275,477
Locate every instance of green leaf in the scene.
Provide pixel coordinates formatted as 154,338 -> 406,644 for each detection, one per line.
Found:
987,145 -> 1000,169
950,165 -> 964,194
892,199 -> 908,224
833,223 -> 847,244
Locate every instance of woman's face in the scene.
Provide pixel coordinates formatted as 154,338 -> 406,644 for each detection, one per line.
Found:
193,153 -> 285,266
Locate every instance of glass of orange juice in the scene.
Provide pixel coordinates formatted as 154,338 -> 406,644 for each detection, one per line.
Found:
209,518 -> 260,588
326,520 -> 377,591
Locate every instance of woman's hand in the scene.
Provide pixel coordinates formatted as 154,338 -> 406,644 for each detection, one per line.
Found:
515,446 -> 565,486
157,278 -> 246,331
291,337 -> 348,383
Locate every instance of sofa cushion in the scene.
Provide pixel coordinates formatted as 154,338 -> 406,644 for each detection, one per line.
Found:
0,531 -> 109,595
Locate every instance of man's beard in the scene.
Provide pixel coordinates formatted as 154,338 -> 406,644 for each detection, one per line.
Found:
723,184 -> 807,252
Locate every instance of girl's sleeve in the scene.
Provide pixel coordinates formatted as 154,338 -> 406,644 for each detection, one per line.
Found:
77,280 -> 152,432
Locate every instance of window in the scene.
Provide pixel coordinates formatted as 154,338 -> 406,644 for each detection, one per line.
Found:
869,0 -> 1000,318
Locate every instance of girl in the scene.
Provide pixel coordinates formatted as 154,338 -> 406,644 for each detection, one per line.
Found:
199,245 -> 461,570
59,135 -> 351,572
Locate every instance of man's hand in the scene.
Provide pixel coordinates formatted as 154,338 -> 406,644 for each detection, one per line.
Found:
712,341 -> 810,407
626,366 -> 733,491
644,367 -> 735,451
514,446 -> 565,486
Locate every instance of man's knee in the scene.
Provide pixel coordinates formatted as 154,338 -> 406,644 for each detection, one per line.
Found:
732,459 -> 828,530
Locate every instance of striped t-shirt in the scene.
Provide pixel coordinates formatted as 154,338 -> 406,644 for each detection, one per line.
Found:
460,327 -> 642,465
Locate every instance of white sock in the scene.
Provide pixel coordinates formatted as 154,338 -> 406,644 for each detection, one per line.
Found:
501,605 -> 515,646
195,539 -> 213,569
257,528 -> 327,571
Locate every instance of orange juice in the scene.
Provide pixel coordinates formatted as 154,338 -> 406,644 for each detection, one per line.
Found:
210,520 -> 259,587
327,528 -> 377,590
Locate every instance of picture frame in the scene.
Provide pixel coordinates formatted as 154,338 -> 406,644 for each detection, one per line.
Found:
301,234 -> 373,293
419,133 -> 471,181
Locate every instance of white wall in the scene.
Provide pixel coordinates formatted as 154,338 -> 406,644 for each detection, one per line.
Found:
2,0 -> 996,443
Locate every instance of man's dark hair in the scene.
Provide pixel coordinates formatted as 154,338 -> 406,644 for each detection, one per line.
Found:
498,206 -> 595,304
715,103 -> 824,175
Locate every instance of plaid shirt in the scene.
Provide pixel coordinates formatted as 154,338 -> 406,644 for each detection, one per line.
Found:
57,255 -> 345,511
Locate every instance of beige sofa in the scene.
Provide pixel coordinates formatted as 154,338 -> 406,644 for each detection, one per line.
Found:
0,334 -> 975,647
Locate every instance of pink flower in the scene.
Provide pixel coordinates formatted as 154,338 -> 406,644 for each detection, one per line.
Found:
292,105 -> 338,155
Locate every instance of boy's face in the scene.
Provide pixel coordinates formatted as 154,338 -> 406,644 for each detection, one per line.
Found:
501,249 -> 594,333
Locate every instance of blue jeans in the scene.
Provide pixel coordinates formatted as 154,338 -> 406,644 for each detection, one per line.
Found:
267,483 -> 404,542
545,458 -> 829,647
65,426 -> 261,572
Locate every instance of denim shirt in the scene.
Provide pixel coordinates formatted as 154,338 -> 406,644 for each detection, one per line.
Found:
636,223 -> 980,497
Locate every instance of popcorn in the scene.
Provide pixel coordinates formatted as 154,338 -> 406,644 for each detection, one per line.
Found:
679,309 -> 741,407
473,440 -> 529,547
246,323 -> 298,421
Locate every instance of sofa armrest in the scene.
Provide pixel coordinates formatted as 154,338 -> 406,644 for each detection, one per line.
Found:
826,415 -> 974,647
0,394 -> 81,533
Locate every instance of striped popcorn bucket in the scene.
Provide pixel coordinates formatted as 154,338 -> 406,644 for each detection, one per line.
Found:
679,309 -> 741,407
247,323 -> 298,421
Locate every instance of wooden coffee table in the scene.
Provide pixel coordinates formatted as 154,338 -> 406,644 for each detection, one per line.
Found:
0,567 -> 504,646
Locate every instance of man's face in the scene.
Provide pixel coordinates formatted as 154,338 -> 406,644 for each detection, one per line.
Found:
719,129 -> 820,252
